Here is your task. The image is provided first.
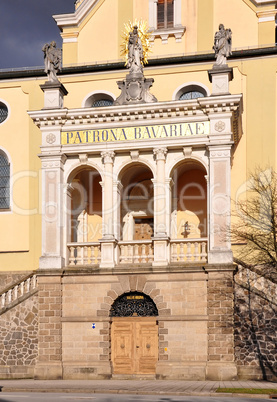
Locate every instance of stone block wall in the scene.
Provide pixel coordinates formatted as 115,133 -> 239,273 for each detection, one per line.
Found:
234,279 -> 277,381
0,293 -> 38,378
206,269 -> 237,380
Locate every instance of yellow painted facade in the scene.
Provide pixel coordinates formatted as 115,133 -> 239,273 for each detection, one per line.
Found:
0,0 -> 276,272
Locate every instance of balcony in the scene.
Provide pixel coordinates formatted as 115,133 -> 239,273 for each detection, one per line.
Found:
67,239 -> 208,267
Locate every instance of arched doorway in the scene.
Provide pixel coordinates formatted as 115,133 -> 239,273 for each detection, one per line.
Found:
118,163 -> 154,264
110,292 -> 158,375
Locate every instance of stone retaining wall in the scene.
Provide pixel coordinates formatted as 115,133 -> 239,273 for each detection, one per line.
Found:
234,278 -> 277,381
0,293 -> 38,378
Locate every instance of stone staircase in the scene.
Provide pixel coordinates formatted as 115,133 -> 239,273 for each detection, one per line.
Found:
0,273 -> 38,315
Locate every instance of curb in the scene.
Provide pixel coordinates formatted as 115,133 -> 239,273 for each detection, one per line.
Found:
0,387 -> 272,398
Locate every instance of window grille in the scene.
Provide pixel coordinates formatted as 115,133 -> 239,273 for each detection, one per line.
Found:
0,103 -> 8,124
157,0 -> 174,29
92,99 -> 113,108
0,154 -> 10,209
179,91 -> 205,100
110,292 -> 158,317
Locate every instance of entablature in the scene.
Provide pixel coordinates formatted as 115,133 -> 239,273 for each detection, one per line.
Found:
29,95 -> 243,155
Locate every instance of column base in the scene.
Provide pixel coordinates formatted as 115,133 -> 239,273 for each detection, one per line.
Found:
152,236 -> 170,267
206,362 -> 237,381
99,238 -> 117,268
39,256 -> 65,269
208,249 -> 233,264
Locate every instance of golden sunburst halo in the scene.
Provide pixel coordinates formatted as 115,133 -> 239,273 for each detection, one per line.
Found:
121,20 -> 152,66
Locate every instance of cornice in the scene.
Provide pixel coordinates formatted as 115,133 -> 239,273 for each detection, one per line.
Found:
53,0 -> 102,29
28,96 -> 243,130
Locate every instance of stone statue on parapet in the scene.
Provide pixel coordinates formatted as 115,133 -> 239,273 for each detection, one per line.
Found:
213,24 -> 232,66
127,25 -> 144,75
42,41 -> 62,82
114,21 -> 157,105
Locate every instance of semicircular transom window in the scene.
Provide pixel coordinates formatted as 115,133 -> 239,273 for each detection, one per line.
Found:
110,292 -> 158,317
0,102 -> 8,124
92,99 -> 113,108
179,91 -> 205,100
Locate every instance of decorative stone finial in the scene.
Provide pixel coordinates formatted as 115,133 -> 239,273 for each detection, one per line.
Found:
213,24 -> 232,67
42,41 -> 62,82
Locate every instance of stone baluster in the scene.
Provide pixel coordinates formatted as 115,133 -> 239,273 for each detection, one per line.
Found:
187,242 -> 192,261
171,243 -> 178,262
1,293 -> 5,308
179,242 -> 185,262
141,244 -> 147,263
134,244 -> 140,263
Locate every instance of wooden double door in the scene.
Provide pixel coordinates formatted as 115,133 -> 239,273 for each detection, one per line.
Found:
111,318 -> 158,375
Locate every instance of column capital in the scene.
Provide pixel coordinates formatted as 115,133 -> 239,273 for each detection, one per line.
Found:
208,146 -> 232,159
101,151 -> 115,165
153,147 -> 167,161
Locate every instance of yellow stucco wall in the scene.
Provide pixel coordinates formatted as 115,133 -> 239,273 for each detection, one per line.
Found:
0,0 -> 277,272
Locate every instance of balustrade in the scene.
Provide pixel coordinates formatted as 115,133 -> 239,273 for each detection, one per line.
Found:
170,239 -> 208,263
68,242 -> 101,266
119,241 -> 154,264
0,274 -> 37,310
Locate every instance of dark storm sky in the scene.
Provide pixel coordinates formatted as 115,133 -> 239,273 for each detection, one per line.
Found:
0,1 -> 75,69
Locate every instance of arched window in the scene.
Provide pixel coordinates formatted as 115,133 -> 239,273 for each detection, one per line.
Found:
157,0 -> 174,29
0,102 -> 9,124
173,83 -> 209,101
0,153 -> 10,209
91,99 -> 113,108
83,92 -> 114,108
179,91 -> 205,100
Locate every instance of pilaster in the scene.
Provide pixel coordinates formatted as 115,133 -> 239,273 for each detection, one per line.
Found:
208,146 -> 233,264
100,151 -> 117,268
152,147 -> 169,267
39,154 -> 67,269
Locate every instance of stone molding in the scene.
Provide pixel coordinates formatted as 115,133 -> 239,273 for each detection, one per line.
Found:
29,95 -> 242,132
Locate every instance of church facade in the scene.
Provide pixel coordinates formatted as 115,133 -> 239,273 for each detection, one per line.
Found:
0,0 -> 277,381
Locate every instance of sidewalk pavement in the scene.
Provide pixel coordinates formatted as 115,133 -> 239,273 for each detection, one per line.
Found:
0,379 -> 277,398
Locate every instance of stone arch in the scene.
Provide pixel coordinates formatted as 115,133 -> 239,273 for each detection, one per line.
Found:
116,159 -> 155,182
169,158 -> 208,239
96,276 -> 171,317
66,162 -> 104,184
168,156 -> 208,179
172,82 -> 210,100
82,90 -> 116,108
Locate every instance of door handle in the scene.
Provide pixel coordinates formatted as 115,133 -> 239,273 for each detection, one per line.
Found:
136,346 -> 139,348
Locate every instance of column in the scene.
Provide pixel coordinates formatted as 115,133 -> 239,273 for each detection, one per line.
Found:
153,147 -> 169,267
208,146 -> 233,264
100,151 -> 117,268
39,154 -> 67,269
113,180 -> 123,265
